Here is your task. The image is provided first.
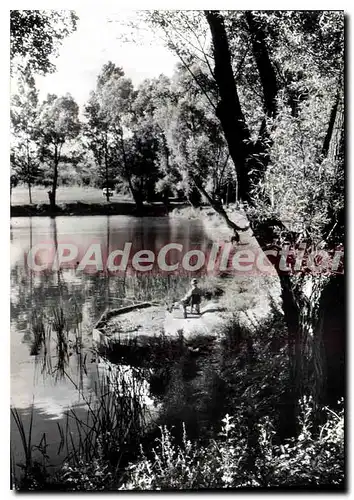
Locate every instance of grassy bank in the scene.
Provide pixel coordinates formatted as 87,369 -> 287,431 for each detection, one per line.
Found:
11,186 -> 128,205
11,201 -> 171,217
10,185 -> 190,217
10,186 -> 244,219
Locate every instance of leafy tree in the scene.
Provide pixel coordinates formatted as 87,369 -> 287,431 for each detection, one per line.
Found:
143,10 -> 344,416
204,11 -> 344,413
84,62 -> 161,209
10,10 -> 78,75
83,91 -> 115,199
83,64 -> 135,202
10,66 -> 41,203
168,64 -> 235,205
131,75 -> 180,205
130,124 -> 161,202
37,94 -> 80,209
132,67 -> 234,207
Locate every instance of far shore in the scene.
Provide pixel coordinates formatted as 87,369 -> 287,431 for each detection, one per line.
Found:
10,186 -> 194,217
10,186 -> 240,218
10,201 -> 187,217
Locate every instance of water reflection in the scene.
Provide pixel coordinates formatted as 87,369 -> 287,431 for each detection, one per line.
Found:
11,215 -> 214,478
11,215 -> 210,412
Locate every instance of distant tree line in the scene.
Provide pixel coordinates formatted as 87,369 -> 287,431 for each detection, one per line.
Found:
11,61 -> 236,210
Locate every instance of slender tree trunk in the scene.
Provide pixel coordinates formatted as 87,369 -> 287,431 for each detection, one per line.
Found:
26,138 -> 32,204
28,182 -> 32,205
51,162 -> 58,210
104,132 -> 111,202
162,133 -> 170,213
49,143 -> 60,211
104,158 -> 110,202
119,128 -> 143,212
321,87 -> 343,159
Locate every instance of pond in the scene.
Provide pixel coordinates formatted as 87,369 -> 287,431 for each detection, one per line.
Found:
10,215 -> 213,475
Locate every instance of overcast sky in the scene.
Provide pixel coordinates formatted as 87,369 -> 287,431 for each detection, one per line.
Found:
33,9 -> 178,108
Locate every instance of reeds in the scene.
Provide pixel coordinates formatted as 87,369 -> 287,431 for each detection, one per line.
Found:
12,357 -> 150,490
13,274 -> 227,490
63,361 -> 148,463
11,404 -> 50,490
29,313 -> 46,356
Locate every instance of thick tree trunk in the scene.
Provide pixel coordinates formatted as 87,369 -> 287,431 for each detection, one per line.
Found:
118,127 -> 143,212
317,275 -> 345,406
186,188 -> 201,208
281,88 -> 345,409
204,10 -> 344,416
132,191 -> 144,213
312,89 -> 345,406
245,12 -> 278,119
126,175 -> 144,213
205,11 -> 252,202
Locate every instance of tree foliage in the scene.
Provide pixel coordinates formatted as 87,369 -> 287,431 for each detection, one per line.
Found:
10,10 -> 78,74
37,93 -> 80,207
141,9 -> 344,410
10,66 -> 40,202
83,63 -> 162,208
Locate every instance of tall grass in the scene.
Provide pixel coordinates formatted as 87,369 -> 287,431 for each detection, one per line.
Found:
29,313 -> 46,356
51,307 -> 69,380
11,406 -> 34,474
28,304 -> 87,383
11,404 -> 51,490
62,361 -> 148,466
11,358 -> 150,491
105,273 -> 224,309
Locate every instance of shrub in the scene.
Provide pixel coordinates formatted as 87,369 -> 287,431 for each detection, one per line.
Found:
256,396 -> 345,487
119,418 -> 249,490
55,455 -> 113,491
119,397 -> 344,490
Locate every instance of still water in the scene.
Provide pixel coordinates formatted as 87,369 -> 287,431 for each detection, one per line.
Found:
10,215 -> 211,472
